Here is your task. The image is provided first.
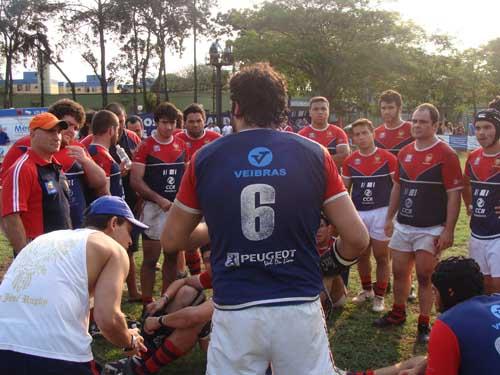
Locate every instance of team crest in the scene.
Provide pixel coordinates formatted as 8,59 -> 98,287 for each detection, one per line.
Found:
354,158 -> 361,165
327,131 -> 332,137
474,157 -> 481,166
398,129 -> 405,138
186,142 -> 192,148
424,153 -> 433,164
153,145 -> 160,152
495,158 -> 500,168
309,133 -> 316,139
204,140 -> 210,144
173,143 -> 179,150
404,154 -> 413,162
374,155 -> 381,163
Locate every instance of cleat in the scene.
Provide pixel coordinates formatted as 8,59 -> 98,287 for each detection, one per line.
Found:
417,323 -> 430,344
373,311 -> 406,328
352,289 -> 374,304
372,296 -> 385,312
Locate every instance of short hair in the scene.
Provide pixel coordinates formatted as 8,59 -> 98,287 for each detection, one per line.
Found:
309,96 -> 329,108
229,62 -> 288,128
91,110 -> 119,135
488,96 -> 500,111
105,102 -> 126,118
154,102 -> 179,122
183,103 -> 206,122
379,90 -> 402,108
351,118 -> 374,132
176,109 -> 184,129
48,99 -> 85,127
415,103 -> 440,124
431,256 -> 484,312
85,110 -> 96,125
82,213 -> 126,230
126,115 -> 142,127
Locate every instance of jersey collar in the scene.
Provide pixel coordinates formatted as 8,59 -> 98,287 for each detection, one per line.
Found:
152,130 -> 173,145
27,149 -> 61,166
414,137 -> 441,152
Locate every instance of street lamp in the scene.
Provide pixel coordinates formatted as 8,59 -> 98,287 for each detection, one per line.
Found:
208,40 -> 234,128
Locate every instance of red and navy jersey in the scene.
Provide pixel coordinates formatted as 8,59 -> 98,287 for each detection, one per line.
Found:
298,124 -> 348,155
374,122 -> 413,155
0,135 -> 31,184
87,144 -> 124,199
395,140 -> 463,227
342,148 -> 397,211
175,129 -> 221,162
282,125 -> 294,133
175,129 -> 347,310
427,294 -> 500,375
465,148 -> 500,239
134,133 -> 186,201
1,150 -> 71,239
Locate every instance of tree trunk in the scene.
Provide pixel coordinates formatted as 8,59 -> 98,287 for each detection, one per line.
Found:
3,51 -> 10,108
8,64 -> 13,108
98,0 -> 107,107
39,49 -> 45,107
142,30 -> 152,110
162,52 -> 169,102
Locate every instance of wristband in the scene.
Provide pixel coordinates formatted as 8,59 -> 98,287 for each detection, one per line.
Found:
333,241 -> 358,267
158,315 -> 166,328
123,334 -> 136,352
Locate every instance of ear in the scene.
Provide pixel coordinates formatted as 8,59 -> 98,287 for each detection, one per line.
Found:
232,101 -> 241,117
107,216 -> 118,231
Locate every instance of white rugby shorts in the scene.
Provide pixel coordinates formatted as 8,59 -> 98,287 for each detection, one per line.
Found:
140,201 -> 169,241
389,223 -> 442,254
206,299 -> 341,375
358,206 -> 390,242
469,236 -> 500,277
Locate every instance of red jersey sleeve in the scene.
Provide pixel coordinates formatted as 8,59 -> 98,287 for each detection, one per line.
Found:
442,149 -> 463,191
126,129 -> 142,147
322,147 -> 347,204
90,148 -> 112,177
2,158 -> 34,216
133,140 -> 150,164
335,127 -> 349,146
393,156 -> 402,183
198,271 -> 212,289
175,153 -> 201,214
464,153 -> 473,178
341,155 -> 352,178
80,135 -> 93,147
426,319 -> 460,375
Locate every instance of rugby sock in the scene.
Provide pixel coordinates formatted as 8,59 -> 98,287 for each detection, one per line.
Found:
388,303 -> 406,323
347,371 -> 375,375
142,339 -> 184,373
418,314 -> 430,326
374,281 -> 388,297
185,249 -> 202,275
361,276 -> 373,291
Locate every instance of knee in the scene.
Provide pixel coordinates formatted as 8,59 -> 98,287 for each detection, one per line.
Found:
142,258 -> 158,270
416,272 -> 432,286
176,285 -> 202,308
374,252 -> 389,265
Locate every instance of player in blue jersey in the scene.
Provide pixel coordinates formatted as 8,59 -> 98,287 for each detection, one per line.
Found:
463,108 -> 500,294
160,63 -> 370,374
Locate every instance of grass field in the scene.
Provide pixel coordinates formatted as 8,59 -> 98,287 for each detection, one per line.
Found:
0,153 -> 471,374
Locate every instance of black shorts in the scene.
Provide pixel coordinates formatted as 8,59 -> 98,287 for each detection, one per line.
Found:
0,350 -> 99,375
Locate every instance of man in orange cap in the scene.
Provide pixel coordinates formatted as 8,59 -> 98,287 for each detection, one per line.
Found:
2,112 -> 72,255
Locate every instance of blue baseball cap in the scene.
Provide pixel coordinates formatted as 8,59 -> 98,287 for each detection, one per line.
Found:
87,196 -> 148,230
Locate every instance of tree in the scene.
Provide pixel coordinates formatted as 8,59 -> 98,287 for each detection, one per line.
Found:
221,0 -> 422,117
0,0 -> 62,107
63,0 -> 121,106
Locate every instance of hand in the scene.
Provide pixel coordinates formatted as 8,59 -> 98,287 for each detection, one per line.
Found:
120,160 -> 130,176
466,204 -> 472,216
157,198 -> 172,212
145,296 -> 168,316
435,227 -> 454,255
65,145 -> 89,164
144,316 -> 163,335
384,219 -> 394,238
124,328 -> 147,356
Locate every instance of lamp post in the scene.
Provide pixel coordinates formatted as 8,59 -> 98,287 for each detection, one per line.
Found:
208,40 -> 234,128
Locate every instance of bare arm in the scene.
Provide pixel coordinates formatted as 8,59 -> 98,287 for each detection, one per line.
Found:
333,144 -> 350,169
130,163 -> 171,210
161,203 -> 203,254
462,175 -> 472,216
162,300 -> 214,328
342,177 -> 352,191
323,194 -> 369,261
3,213 -> 27,255
436,190 -> 461,253
66,146 -> 107,191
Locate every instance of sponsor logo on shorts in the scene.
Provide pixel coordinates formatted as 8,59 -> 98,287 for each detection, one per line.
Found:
224,249 -> 297,268
491,305 -> 500,320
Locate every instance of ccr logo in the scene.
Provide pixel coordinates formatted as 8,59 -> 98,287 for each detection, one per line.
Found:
495,337 -> 500,355
404,198 -> 413,208
167,177 -> 175,185
364,189 -> 372,197
491,305 -> 500,319
248,147 -> 273,167
477,198 -> 485,208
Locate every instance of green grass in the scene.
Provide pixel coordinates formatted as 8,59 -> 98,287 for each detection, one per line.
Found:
0,153 -> 471,373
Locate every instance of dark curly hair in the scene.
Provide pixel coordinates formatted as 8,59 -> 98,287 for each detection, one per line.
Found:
432,256 -> 484,312
183,103 -> 206,122
154,102 -> 179,123
379,90 -> 402,108
48,99 -> 85,127
229,62 -> 288,128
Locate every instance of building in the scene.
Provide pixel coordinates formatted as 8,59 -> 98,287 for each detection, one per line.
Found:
0,70 -> 59,95
58,75 -> 119,94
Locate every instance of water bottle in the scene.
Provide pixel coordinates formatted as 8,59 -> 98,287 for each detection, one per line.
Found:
116,145 -> 132,169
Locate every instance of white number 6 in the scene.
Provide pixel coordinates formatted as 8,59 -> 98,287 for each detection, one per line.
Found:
240,184 -> 275,241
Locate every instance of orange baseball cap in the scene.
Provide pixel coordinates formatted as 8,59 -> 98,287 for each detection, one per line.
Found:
29,112 -> 68,131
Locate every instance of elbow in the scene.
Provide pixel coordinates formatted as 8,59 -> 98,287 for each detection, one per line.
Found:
94,307 -> 123,334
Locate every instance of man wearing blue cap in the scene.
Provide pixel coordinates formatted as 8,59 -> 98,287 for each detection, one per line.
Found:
0,196 -> 148,375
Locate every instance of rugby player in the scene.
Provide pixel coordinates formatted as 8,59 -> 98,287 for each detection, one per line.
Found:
375,103 -> 463,345
130,102 -> 188,306
0,196 -> 148,374
374,90 -> 413,155
161,63 -> 369,374
298,96 -> 350,168
342,119 -> 397,312
463,109 -> 500,293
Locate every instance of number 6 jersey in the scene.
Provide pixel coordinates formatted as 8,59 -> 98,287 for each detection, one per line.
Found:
175,128 -> 346,310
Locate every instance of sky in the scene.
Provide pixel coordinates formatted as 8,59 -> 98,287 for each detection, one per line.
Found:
14,0 -> 500,82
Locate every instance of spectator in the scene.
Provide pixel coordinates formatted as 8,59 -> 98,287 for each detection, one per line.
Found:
0,127 -> 10,145
126,115 -> 144,140
1,113 -> 71,255
221,121 -> 233,136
